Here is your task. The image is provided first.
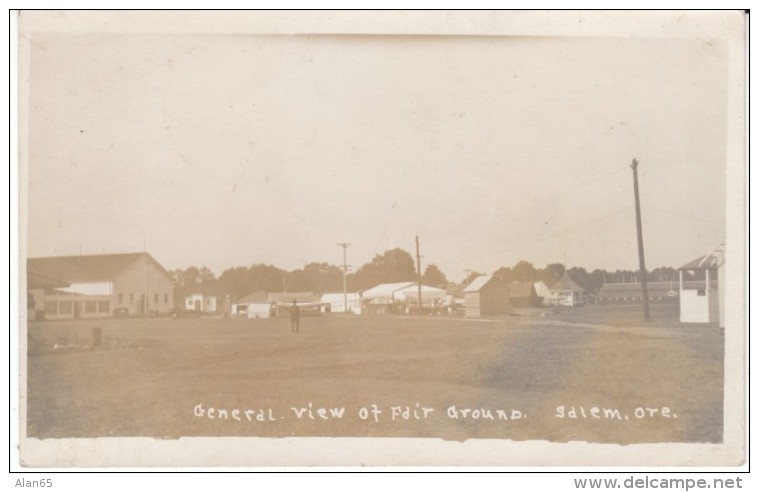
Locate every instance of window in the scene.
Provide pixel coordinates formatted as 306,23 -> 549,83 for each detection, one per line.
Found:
164,293 -> 168,304
84,301 -> 97,313
58,301 -> 72,314
697,288 -> 706,296
129,293 -> 134,304
118,293 -> 123,305
154,293 -> 159,304
98,301 -> 110,313
44,301 -> 58,314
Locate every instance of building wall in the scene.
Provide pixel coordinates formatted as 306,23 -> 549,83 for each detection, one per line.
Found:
112,257 -> 175,315
464,292 -> 481,318
479,282 -> 511,315
38,291 -> 112,320
184,294 -> 216,313
680,290 -> 711,323
465,283 -> 511,317
321,294 -> 362,314
547,291 -> 583,307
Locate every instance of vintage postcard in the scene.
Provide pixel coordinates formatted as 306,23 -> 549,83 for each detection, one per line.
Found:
14,10 -> 747,468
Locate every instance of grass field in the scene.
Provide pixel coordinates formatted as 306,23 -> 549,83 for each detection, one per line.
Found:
25,304 -> 723,444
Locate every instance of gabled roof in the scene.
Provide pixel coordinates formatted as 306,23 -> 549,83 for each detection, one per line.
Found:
27,252 -> 170,283
393,284 -> 447,301
362,282 -> 416,299
463,274 -> 500,293
550,272 -> 584,292
679,254 -> 722,270
235,290 -> 270,304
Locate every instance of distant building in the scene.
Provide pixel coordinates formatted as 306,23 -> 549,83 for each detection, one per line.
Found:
232,291 -> 272,319
27,252 -> 175,319
184,293 -> 217,313
320,292 -> 362,314
462,275 -> 511,318
597,281 -> 680,304
268,292 -> 321,317
392,284 -> 447,312
361,282 -> 416,314
679,249 -> 724,326
546,272 -> 584,307
508,281 -> 542,308
533,281 -> 551,305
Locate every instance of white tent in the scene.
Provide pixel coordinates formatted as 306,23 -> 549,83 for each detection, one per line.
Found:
393,284 -> 447,304
362,282 -> 416,304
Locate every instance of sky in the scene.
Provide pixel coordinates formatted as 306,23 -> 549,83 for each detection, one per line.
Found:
24,30 -> 731,282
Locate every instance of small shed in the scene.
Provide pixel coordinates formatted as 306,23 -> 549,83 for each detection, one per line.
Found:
547,272 -> 585,307
185,293 -> 217,313
232,291 -> 272,319
462,275 -> 511,318
679,250 -> 724,326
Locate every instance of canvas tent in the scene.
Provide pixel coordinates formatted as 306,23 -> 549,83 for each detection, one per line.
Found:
393,284 -> 447,304
361,282 -> 415,313
534,281 -> 552,306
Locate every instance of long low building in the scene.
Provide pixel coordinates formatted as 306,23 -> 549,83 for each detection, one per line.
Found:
27,252 -> 175,320
597,281 -> 690,304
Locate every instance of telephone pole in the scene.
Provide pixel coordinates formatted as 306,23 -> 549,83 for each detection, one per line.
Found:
338,243 -> 350,314
415,236 -> 423,315
631,158 -> 651,321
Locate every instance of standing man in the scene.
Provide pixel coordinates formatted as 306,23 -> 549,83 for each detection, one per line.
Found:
290,299 -> 300,334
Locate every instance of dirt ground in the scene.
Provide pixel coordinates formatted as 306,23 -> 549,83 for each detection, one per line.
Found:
24,303 -> 724,444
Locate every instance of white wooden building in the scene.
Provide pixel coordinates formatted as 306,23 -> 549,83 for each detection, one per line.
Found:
678,246 -> 724,326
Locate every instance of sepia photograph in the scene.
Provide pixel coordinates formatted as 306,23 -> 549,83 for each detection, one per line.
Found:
14,10 -> 747,469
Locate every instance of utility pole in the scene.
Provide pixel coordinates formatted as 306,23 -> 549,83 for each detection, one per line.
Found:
415,236 -> 423,315
338,243 -> 350,313
631,158 -> 651,321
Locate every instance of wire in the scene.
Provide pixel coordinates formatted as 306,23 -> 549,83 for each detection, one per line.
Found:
423,164 -> 629,243
434,205 -> 632,265
643,206 -> 724,225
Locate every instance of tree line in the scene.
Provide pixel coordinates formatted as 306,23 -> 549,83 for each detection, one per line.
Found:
169,248 -> 682,303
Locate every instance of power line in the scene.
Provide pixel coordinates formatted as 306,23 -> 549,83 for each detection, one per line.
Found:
643,206 -> 724,225
424,164 -> 629,243
435,205 -> 632,265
